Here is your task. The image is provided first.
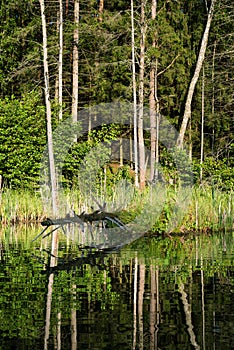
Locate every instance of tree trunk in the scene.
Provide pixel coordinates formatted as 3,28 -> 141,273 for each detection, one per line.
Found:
58,0 -> 63,121
39,0 -> 58,221
138,0 -> 146,189
98,0 -> 104,22
200,66 -> 205,182
72,0 -> 79,123
177,0 -> 216,148
39,7 -> 58,319
149,0 -> 157,182
131,0 -> 139,187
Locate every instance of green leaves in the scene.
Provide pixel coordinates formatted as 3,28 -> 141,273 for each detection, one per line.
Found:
0,93 -> 46,188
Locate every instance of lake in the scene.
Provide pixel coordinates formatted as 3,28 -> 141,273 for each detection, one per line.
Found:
0,226 -> 234,349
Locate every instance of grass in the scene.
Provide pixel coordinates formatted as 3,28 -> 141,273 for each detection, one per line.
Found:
0,185 -> 233,233
0,189 -> 46,224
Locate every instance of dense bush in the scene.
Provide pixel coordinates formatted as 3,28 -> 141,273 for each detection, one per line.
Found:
0,93 -> 46,188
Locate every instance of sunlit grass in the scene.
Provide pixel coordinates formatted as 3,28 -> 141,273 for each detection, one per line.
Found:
0,185 -> 233,233
0,189 -> 46,224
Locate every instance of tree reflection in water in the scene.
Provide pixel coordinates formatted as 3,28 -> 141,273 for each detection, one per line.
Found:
0,228 -> 234,349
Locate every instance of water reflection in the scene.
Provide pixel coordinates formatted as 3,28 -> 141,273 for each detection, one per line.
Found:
0,226 -> 234,349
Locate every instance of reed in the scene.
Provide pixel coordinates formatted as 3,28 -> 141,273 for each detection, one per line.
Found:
0,189 -> 46,224
0,186 -> 233,233
183,186 -> 234,232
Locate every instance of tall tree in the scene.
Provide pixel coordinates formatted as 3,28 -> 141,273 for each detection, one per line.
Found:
138,0 -> 147,189
58,0 -> 63,121
177,0 -> 216,148
149,0 -> 157,182
131,0 -> 139,187
39,0 -> 58,267
72,0 -> 79,123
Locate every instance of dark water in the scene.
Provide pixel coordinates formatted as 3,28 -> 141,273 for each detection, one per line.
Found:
0,226 -> 234,350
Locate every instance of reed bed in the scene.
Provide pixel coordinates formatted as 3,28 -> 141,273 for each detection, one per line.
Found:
0,189 -> 46,224
182,186 -> 234,232
0,186 -> 233,233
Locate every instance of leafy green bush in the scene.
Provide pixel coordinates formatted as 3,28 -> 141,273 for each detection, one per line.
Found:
0,93 -> 46,188
194,157 -> 234,190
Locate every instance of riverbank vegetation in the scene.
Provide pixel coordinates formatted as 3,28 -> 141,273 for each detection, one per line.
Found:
0,183 -> 233,233
0,0 -> 233,233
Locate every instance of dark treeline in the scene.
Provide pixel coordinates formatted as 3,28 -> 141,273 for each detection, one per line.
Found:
0,0 -> 233,189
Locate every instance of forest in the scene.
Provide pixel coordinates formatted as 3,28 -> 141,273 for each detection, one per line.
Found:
0,0 -> 233,231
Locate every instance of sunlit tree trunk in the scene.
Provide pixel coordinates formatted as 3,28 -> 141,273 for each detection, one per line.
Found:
200,66 -> 205,182
131,0 -> 139,187
138,0 -> 146,189
58,0 -> 63,121
98,0 -> 104,22
72,0 -> 79,123
211,40 -> 217,156
40,2 -> 58,345
149,0 -> 156,182
40,0 -> 58,350
177,0 -> 216,148
39,1 -> 59,270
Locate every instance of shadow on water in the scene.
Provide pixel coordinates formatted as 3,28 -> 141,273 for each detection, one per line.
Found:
0,225 -> 234,349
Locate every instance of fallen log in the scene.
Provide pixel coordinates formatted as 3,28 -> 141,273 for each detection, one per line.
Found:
32,209 -> 127,243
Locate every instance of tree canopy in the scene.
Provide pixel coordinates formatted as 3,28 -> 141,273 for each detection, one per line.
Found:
0,0 -> 233,189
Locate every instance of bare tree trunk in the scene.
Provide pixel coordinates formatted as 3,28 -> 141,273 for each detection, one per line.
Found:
200,66 -> 205,182
211,40 -> 217,156
138,0 -> 146,189
177,0 -> 216,148
149,0 -> 157,182
65,0 -> 69,16
131,0 -> 139,187
72,0 -> 79,123
40,3 -> 59,347
98,0 -> 104,22
58,0 -> 63,121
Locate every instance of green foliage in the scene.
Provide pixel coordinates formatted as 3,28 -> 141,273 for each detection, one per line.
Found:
0,92 -> 46,188
62,123 -> 123,188
193,157 -> 234,190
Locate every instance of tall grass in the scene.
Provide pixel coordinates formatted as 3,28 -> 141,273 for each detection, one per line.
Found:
0,185 -> 233,232
0,189 -> 46,224
183,186 -> 234,232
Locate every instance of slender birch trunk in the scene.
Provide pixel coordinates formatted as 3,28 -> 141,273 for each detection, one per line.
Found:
39,0 -> 58,221
149,0 -> 157,182
200,66 -> 205,182
58,0 -> 63,121
138,0 -> 146,189
72,0 -> 79,123
177,0 -> 216,148
211,40 -> 216,155
131,0 -> 139,187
